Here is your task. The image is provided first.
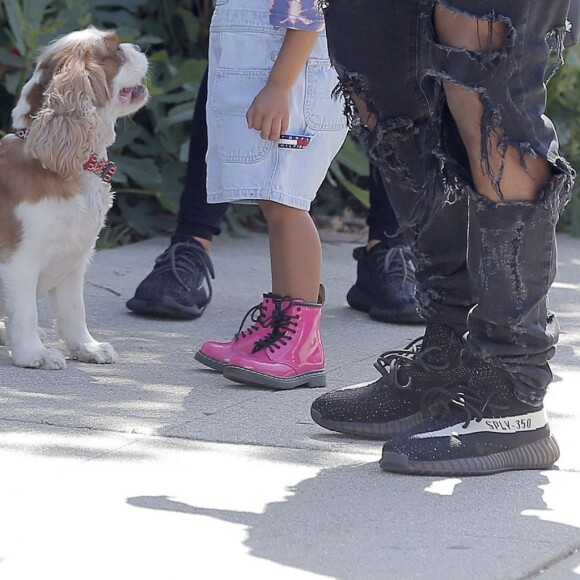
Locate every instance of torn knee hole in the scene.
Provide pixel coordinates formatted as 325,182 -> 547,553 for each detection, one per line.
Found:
434,2 -> 508,53
351,93 -> 378,130
333,69 -> 380,130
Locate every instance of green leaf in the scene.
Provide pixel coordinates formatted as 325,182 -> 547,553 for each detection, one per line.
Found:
112,156 -> 162,188
330,163 -> 370,209
334,136 -> 370,176
116,196 -> 175,236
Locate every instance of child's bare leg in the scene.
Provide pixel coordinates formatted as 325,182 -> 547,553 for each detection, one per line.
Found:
259,200 -> 321,302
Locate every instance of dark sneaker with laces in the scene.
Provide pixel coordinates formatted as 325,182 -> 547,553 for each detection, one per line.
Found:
379,361 -> 560,476
126,240 -> 215,319
310,323 -> 469,438
347,242 -> 423,324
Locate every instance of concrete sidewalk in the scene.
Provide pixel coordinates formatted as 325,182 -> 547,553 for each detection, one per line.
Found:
0,232 -> 579,580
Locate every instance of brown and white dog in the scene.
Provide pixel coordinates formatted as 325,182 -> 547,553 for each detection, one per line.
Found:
0,27 -> 148,369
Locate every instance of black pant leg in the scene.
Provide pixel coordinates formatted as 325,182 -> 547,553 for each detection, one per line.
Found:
367,162 -> 405,246
172,67 -> 229,244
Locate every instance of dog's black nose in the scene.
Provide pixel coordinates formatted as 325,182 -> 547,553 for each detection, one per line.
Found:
131,84 -> 147,100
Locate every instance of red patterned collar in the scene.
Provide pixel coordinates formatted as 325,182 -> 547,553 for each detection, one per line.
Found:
15,128 -> 117,183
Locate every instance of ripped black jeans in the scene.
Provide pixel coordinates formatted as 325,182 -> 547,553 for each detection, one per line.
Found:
322,0 -> 576,404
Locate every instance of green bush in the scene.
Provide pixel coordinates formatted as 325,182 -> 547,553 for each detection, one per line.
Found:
1,1 -> 579,241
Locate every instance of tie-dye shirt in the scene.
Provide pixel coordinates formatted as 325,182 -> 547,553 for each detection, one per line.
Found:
269,0 -> 325,32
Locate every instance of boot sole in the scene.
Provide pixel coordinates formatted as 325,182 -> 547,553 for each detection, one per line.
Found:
194,350 -> 227,373
369,306 -> 424,325
347,285 -> 423,325
126,297 -> 206,320
380,435 -> 560,476
310,408 -> 425,439
223,366 -> 326,390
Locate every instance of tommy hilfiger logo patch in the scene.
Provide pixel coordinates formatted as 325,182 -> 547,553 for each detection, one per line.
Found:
278,134 -> 311,149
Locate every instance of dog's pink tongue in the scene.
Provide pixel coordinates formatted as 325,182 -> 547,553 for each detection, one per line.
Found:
119,88 -> 133,103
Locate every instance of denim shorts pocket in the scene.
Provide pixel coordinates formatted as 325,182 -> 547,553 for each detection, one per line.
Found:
304,59 -> 347,132
212,68 -> 273,163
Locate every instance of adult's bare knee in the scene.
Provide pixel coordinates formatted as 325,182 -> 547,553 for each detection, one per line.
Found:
434,4 -> 507,53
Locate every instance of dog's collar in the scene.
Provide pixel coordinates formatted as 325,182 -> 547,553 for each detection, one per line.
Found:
15,128 -> 117,184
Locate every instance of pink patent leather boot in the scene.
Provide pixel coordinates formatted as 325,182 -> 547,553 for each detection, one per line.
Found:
195,294 -> 276,372
223,294 -> 326,390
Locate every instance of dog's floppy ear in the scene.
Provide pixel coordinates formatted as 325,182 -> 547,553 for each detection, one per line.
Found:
24,52 -> 108,181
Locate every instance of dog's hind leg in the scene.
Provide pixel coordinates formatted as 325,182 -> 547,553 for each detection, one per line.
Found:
51,262 -> 117,364
0,282 -> 48,348
2,266 -> 66,369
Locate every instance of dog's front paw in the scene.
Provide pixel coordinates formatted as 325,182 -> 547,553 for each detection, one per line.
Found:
70,341 -> 117,364
12,347 -> 67,370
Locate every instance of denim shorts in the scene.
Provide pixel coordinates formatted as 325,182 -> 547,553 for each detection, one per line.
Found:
206,0 -> 348,210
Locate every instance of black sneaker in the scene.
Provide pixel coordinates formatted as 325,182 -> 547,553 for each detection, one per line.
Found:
126,240 -> 215,319
346,242 -> 423,324
310,324 -> 469,438
379,362 -> 560,476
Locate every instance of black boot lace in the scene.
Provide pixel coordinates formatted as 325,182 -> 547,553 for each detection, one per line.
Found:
373,333 -> 460,389
374,245 -> 417,287
234,301 -> 274,340
421,384 -> 510,429
251,298 -> 299,354
153,242 -> 215,299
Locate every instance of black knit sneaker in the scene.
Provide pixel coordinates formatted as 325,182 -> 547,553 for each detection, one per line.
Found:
379,362 -> 560,476
310,324 -> 469,438
126,240 -> 215,319
346,241 -> 423,324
